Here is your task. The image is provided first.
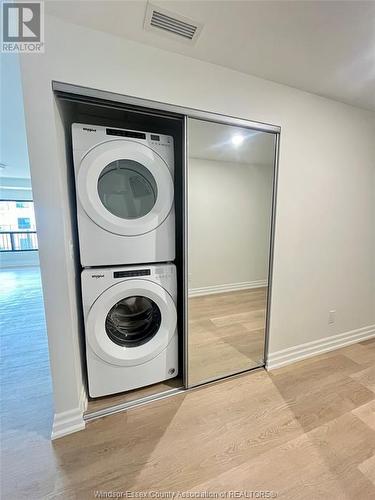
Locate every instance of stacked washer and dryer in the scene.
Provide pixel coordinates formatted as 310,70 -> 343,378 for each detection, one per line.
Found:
72,124 -> 178,398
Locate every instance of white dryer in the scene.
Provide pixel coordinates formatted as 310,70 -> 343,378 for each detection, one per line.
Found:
82,264 -> 178,398
72,123 -> 175,267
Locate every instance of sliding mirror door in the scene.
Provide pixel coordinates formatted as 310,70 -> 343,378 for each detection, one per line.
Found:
187,118 -> 277,387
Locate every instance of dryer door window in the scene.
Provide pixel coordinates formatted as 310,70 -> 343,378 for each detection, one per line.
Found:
105,295 -> 161,347
77,140 -> 174,236
98,160 -> 158,220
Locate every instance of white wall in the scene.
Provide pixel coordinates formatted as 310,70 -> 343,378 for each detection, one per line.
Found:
189,158 -> 273,291
0,54 -> 31,179
19,15 -> 375,428
1,56 -> 39,269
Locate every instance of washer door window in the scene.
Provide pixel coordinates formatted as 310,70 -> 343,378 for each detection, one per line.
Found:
77,140 -> 174,236
86,279 -> 177,366
105,296 -> 161,348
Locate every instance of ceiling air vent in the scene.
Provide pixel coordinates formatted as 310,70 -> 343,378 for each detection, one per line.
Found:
144,3 -> 203,43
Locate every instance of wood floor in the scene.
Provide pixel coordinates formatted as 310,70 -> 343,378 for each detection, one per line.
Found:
88,287 -> 267,411
0,267 -> 53,440
2,336 -> 374,498
1,269 -> 374,499
188,288 -> 267,385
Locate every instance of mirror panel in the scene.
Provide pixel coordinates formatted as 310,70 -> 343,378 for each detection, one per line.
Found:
187,118 -> 276,387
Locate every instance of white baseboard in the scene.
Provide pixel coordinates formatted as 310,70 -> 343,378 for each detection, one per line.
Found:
51,385 -> 88,440
189,280 -> 267,298
266,324 -> 375,370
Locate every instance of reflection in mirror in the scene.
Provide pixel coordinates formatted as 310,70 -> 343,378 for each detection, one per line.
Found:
187,119 -> 276,387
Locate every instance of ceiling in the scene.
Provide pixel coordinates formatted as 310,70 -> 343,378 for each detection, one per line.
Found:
45,0 -> 375,111
189,119 -> 275,165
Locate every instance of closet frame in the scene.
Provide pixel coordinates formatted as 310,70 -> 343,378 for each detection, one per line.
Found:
52,81 -> 281,422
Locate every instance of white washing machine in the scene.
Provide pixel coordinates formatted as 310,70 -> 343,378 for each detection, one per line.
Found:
72,123 -> 175,267
82,263 -> 178,398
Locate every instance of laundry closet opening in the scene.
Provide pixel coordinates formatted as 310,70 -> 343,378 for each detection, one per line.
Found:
54,90 -> 186,415
54,82 -> 280,420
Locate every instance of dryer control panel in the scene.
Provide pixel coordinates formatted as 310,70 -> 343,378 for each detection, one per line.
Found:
113,269 -> 151,279
105,127 -> 173,147
72,123 -> 174,173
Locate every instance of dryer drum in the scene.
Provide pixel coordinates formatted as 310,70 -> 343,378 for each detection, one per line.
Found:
97,161 -> 158,220
105,296 -> 162,348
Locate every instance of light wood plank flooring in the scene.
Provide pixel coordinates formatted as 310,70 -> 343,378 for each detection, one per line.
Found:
1,269 -> 374,498
188,288 -> 267,385
0,267 -> 52,440
1,335 -> 374,499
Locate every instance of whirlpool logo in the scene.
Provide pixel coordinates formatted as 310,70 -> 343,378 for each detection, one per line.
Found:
91,274 -> 105,279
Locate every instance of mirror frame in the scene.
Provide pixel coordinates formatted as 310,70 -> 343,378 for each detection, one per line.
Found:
184,117 -> 280,388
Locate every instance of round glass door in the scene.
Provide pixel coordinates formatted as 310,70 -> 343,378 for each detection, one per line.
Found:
105,295 -> 161,347
98,160 -> 158,220
77,140 -> 174,236
87,279 -> 177,366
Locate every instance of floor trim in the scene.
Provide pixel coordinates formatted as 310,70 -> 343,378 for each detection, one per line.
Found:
84,387 -> 185,422
266,324 -> 375,370
189,280 -> 267,297
51,386 -> 87,440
